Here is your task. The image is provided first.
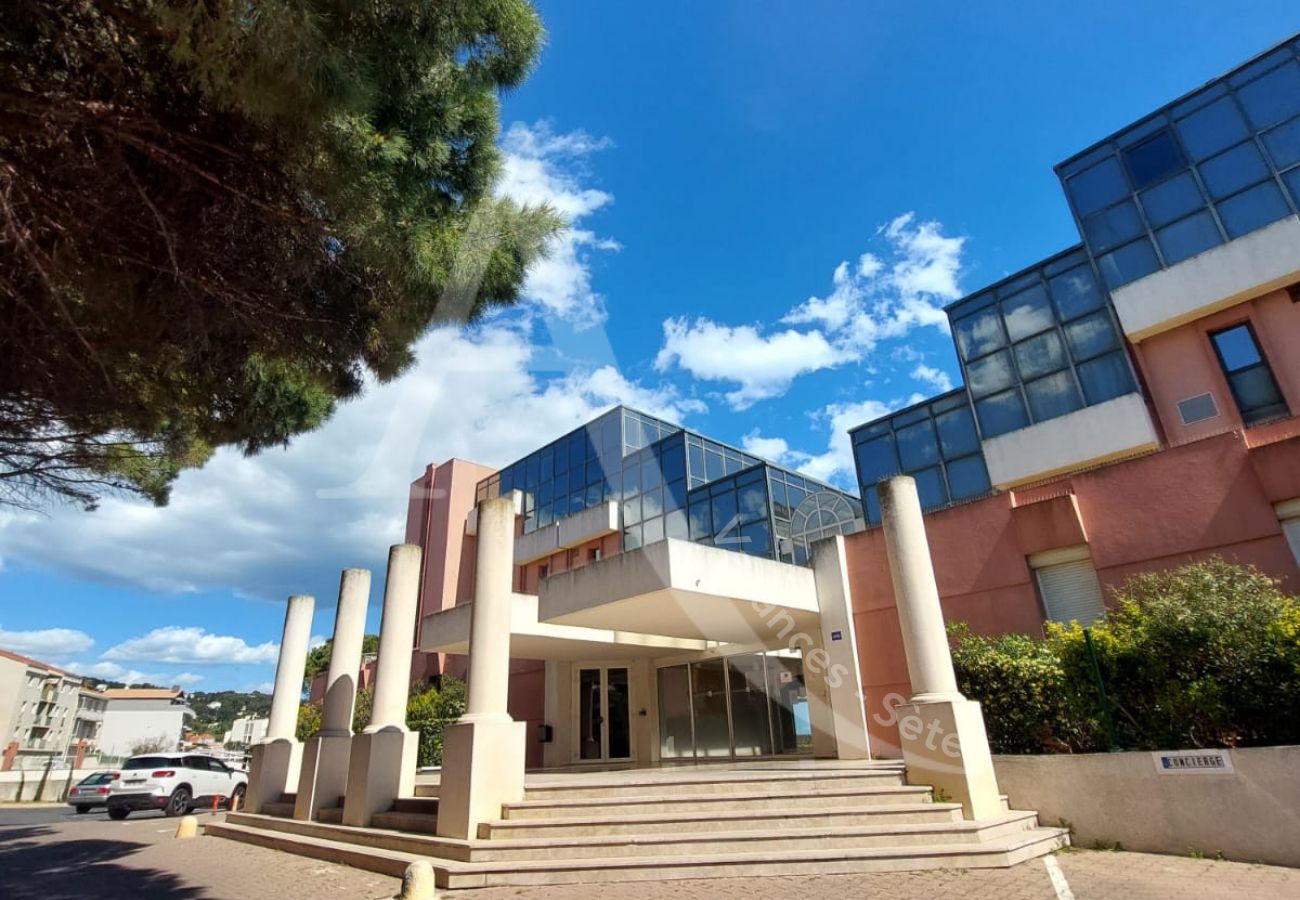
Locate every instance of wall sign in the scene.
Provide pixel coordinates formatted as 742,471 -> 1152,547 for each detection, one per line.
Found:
1152,748 -> 1234,775
830,630 -> 843,642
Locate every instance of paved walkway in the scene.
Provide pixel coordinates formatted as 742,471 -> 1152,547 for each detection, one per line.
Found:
0,812 -> 1295,899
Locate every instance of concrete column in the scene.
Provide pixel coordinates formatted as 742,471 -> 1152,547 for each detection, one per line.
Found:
247,594 -> 314,814
321,569 -> 371,736
464,496 -> 515,719
809,535 -> 872,760
878,475 -> 1002,821
368,544 -> 423,730
436,495 -> 528,839
267,594 -> 316,739
878,476 -> 962,702
295,570 -> 369,821
342,545 -> 423,827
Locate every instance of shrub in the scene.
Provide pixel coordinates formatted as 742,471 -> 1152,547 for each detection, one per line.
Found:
951,559 -> 1300,753
407,677 -> 466,767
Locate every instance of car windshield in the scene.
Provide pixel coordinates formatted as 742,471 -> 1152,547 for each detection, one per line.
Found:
123,756 -> 177,770
80,772 -> 114,785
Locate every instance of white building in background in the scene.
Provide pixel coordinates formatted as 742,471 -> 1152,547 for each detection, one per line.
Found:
223,715 -> 269,747
0,649 -> 96,768
99,688 -> 194,758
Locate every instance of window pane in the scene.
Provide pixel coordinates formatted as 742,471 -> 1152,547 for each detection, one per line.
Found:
737,480 -> 767,523
641,484 -> 663,518
1047,266 -> 1105,320
1123,130 -> 1186,189
1001,284 -> 1056,340
704,449 -> 724,481
1263,116 -> 1300,169
953,307 -> 1006,360
1098,238 -> 1161,289
641,457 -> 662,491
664,478 -> 686,512
1229,367 -> 1288,423
895,420 -> 940,471
665,508 -> 689,541
945,454 -> 991,501
688,499 -> 711,540
1067,156 -> 1129,216
660,445 -> 686,483
1155,210 -> 1223,265
711,490 -> 738,534
853,434 -> 898,484
1211,324 -> 1262,371
912,466 -> 948,509
1285,169 -> 1300,205
740,520 -> 772,558
642,515 -> 664,546
1237,60 -> 1300,129
624,524 -> 642,551
1077,351 -> 1136,405
1014,330 -> 1069,381
1177,95 -> 1251,160
975,389 -> 1030,438
622,464 -> 640,497
966,350 -> 1016,398
623,492 -> 641,525
1200,142 -> 1270,199
1217,181 -> 1291,239
1082,200 -> 1145,252
687,444 -> 705,481
1139,171 -> 1206,227
935,406 -> 980,458
1064,310 -> 1121,361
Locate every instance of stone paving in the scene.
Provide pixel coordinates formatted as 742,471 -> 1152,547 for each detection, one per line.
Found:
0,812 -> 1296,899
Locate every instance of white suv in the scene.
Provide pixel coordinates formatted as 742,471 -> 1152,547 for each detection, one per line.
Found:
107,753 -> 247,819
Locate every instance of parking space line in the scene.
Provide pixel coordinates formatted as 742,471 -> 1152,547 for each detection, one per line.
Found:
1044,855 -> 1076,900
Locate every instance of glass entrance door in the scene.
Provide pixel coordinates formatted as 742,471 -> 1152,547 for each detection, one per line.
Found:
576,666 -> 632,762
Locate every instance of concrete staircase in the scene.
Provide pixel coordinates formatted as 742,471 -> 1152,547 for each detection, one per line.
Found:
207,763 -> 1068,889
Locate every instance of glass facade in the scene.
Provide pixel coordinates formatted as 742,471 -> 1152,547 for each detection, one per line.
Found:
849,389 -> 993,525
945,247 -> 1138,440
478,407 -> 862,565
1057,37 -> 1300,289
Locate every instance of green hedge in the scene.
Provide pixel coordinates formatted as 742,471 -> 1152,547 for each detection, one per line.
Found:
951,559 -> 1300,753
296,675 -> 466,766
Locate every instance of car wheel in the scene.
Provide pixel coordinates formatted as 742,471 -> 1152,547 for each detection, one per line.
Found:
75,805 -> 92,814
230,783 -> 246,810
108,807 -> 130,820
164,786 -> 191,817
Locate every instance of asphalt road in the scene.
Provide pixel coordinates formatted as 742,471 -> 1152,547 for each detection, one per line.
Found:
0,805 -> 224,827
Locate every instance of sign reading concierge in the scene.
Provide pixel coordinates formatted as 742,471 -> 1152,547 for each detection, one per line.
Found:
1152,749 -> 1234,775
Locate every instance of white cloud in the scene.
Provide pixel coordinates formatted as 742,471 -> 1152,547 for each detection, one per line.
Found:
655,319 -> 849,409
657,213 -> 966,409
911,363 -> 954,393
498,121 -> 617,328
70,660 -> 170,686
308,634 -> 327,650
744,398 -> 897,487
102,627 -> 280,665
253,681 -> 275,694
0,625 -> 94,658
172,672 -> 204,687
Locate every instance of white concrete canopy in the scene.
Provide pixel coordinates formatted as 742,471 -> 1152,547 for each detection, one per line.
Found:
537,539 -> 821,645
421,593 -> 708,661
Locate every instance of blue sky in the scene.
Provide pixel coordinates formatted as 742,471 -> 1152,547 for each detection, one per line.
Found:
1,2 -> 1297,692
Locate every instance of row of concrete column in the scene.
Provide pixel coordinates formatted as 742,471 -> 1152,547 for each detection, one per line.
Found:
246,544 -> 424,827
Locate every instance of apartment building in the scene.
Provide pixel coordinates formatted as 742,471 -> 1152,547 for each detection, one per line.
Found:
0,649 -> 103,768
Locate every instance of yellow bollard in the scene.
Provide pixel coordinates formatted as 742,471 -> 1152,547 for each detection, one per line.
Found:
175,814 -> 199,839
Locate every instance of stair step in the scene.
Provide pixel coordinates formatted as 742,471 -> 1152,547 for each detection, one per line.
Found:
467,813 -> 1042,861
391,797 -> 439,815
503,784 -> 933,819
316,808 -> 343,824
371,810 -> 440,835
480,801 -> 963,838
221,812 -> 471,860
207,817 -> 1068,888
260,801 -> 296,819
522,768 -> 906,800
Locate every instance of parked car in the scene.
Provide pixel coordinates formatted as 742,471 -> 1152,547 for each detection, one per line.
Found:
66,771 -> 115,814
107,753 -> 247,820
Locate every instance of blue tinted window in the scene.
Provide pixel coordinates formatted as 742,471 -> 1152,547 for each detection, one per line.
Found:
1285,169 -> 1300,205
975,389 -> 1030,438
1200,142 -> 1270,199
1237,61 -> 1300,129
1047,266 -> 1104,320
740,520 -> 771,558
1176,96 -> 1250,160
953,307 -> 1006,360
1263,116 -> 1300,169
642,515 -> 664,545
945,455 -> 991,501
664,478 -> 686,512
737,481 -> 767,524
1067,156 -> 1129,216
912,467 -> 948,509
1217,180 -> 1290,238
966,350 -> 1016,398
1139,172 -> 1205,227
1083,200 -> 1145,252
895,421 -> 940,471
1156,211 -> 1223,265
710,490 -> 737,535
641,485 -> 663,518
660,445 -> 686,483
1077,351 -> 1136,405
864,486 -> 880,525
935,407 -> 980,458
1123,130 -> 1186,189
1014,331 -> 1069,380
1064,310 -> 1120,360
624,524 -> 642,550
665,508 -> 689,541
623,492 -> 641,525
1211,324 -> 1262,370
1097,238 -> 1160,289
1025,371 -> 1083,421
854,435 -> 897,483
688,499 -> 710,540
1001,285 -> 1055,340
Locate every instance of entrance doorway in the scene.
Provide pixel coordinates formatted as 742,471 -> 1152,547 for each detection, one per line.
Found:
657,651 -> 812,760
575,666 -> 632,762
